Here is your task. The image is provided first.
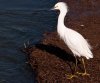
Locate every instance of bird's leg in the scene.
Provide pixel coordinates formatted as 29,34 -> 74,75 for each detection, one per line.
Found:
75,56 -> 78,72
66,56 -> 78,79
82,58 -> 90,76
77,58 -> 90,76
74,57 -> 80,74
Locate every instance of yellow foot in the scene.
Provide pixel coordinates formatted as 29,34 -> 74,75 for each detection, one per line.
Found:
76,72 -> 90,76
66,74 -> 78,79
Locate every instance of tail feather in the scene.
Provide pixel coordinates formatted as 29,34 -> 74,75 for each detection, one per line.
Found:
85,51 -> 93,59
84,39 -> 93,59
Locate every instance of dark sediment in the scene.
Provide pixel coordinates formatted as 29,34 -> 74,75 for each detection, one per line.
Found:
24,0 -> 100,83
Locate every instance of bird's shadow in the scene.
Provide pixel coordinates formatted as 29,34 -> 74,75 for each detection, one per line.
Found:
35,44 -> 76,73
35,43 -> 81,73
35,44 -> 75,63
35,43 -> 75,63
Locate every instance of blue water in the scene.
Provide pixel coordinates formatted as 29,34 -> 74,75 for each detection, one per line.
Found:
0,0 -> 57,83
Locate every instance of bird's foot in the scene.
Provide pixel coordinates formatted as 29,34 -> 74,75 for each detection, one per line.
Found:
66,74 -> 78,79
76,72 -> 90,76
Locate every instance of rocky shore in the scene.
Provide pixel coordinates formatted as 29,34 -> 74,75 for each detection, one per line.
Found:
24,0 -> 100,82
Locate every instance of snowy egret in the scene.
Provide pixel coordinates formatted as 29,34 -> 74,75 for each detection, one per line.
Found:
51,2 -> 93,79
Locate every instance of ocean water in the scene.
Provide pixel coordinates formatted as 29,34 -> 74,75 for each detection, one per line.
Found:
0,0 -> 57,83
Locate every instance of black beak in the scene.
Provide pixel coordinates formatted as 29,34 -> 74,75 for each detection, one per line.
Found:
50,7 -> 55,10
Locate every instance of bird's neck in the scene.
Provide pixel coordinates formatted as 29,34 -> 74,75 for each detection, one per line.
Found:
57,9 -> 68,38
57,10 -> 67,28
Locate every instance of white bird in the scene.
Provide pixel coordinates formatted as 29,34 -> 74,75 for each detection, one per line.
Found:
51,2 -> 93,79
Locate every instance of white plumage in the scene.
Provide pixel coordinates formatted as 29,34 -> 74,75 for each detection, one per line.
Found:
52,2 -> 93,59
52,2 -> 93,79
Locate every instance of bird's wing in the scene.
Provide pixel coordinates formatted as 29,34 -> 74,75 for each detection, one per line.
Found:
64,29 -> 93,57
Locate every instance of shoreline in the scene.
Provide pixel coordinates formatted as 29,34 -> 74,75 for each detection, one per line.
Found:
24,0 -> 100,82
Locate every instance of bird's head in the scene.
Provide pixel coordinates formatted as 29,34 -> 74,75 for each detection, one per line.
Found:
51,2 -> 68,12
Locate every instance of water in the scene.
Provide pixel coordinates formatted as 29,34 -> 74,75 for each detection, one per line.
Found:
0,0 -> 57,83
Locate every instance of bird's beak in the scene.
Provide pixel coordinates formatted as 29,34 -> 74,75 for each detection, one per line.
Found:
50,7 -> 55,10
